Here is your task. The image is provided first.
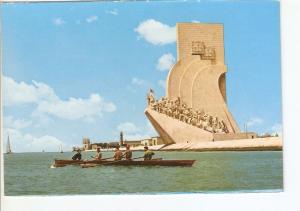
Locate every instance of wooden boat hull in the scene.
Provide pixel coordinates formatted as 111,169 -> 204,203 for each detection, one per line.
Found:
53,159 -> 195,167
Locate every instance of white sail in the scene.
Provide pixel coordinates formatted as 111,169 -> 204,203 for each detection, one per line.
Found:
6,135 -> 12,154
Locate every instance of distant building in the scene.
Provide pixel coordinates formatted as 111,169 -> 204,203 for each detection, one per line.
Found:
91,141 -> 118,149
91,143 -> 102,150
124,136 -> 163,147
83,138 -> 91,150
141,136 -> 164,146
108,142 -> 120,148
123,140 -> 142,147
78,134 -> 164,151
120,131 -> 124,146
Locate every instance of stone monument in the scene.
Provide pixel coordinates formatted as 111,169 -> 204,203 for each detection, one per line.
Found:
145,23 -> 241,144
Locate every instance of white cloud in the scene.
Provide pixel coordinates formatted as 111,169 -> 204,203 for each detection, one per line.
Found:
131,77 -> 147,86
158,80 -> 166,89
53,18 -> 66,26
3,76 -> 58,106
3,128 -> 68,152
106,9 -> 118,16
116,121 -> 157,141
4,116 -> 32,129
86,15 -> 98,23
271,123 -> 283,136
156,53 -> 175,71
123,134 -> 147,141
135,19 -> 176,45
3,76 -> 116,121
25,135 -> 64,152
35,94 -> 116,121
117,122 -> 140,134
247,117 -> 263,127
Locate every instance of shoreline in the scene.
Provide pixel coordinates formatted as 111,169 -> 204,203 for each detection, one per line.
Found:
5,137 -> 282,153
159,146 -> 282,152
84,137 -> 282,152
160,137 -> 282,152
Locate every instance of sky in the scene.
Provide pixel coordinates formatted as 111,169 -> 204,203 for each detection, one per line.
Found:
1,0 -> 282,152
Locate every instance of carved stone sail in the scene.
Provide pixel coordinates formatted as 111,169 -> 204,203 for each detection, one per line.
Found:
145,23 -> 240,144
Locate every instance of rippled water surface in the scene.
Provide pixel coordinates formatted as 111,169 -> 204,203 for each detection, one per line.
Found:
4,151 -> 283,195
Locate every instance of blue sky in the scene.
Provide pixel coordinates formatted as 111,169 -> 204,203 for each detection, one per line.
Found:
1,1 -> 282,152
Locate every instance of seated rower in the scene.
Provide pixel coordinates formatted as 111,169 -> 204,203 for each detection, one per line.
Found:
124,145 -> 132,160
94,147 -> 102,160
72,149 -> 82,160
114,146 -> 123,161
143,146 -> 154,160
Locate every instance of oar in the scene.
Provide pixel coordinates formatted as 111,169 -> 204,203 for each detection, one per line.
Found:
80,156 -> 116,168
90,156 -> 114,160
81,156 -> 144,168
102,156 -> 144,165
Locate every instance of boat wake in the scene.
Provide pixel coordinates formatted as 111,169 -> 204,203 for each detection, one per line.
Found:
50,164 -> 56,169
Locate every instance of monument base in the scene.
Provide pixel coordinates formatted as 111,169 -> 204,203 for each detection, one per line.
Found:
145,108 -> 213,144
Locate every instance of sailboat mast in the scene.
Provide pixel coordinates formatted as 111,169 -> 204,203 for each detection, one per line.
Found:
6,135 -> 12,154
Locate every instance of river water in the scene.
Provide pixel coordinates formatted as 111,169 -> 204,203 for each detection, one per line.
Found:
4,151 -> 283,195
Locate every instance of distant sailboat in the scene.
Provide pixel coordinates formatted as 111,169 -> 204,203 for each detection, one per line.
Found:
60,144 -> 63,153
6,135 -> 12,154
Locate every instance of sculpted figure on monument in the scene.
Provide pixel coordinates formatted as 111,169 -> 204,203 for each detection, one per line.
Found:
182,105 -> 190,122
170,100 -> 177,118
146,90 -> 230,134
217,121 -> 224,133
152,100 -> 158,111
196,119 -> 203,129
147,89 -> 155,106
166,99 -> 172,116
221,121 -> 229,133
175,97 -> 181,106
157,97 -> 163,113
212,117 -> 218,132
186,108 -> 193,124
173,104 -> 180,119
191,111 -> 198,126
208,116 -> 213,127
205,116 -> 213,131
178,103 -> 185,121
202,114 -> 209,130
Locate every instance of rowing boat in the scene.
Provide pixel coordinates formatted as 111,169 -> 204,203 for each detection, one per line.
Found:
52,159 -> 195,167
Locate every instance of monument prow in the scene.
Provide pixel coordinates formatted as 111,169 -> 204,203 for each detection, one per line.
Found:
145,108 -> 214,144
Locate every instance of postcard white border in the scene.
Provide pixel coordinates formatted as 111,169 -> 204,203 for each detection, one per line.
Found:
1,0 -> 300,210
